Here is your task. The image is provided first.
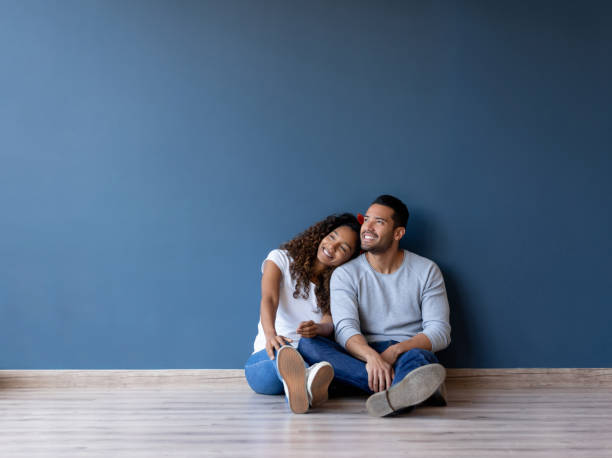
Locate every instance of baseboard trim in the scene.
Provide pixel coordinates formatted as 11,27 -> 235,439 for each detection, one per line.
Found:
1,368 -> 611,389
446,368 -> 612,388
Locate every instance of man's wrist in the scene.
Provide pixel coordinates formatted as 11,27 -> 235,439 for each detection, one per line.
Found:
364,349 -> 383,363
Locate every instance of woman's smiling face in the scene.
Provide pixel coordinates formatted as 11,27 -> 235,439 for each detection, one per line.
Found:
316,225 -> 359,267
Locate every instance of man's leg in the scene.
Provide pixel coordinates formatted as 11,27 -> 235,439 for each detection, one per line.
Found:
392,348 -> 447,406
392,348 -> 440,384
298,336 -> 371,393
366,347 -> 446,417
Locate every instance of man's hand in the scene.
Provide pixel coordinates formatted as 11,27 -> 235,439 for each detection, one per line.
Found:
265,334 -> 292,360
365,353 -> 394,392
296,320 -> 319,338
381,344 -> 401,366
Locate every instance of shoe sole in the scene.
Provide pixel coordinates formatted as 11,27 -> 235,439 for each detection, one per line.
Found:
309,364 -> 334,407
366,363 -> 446,417
277,347 -> 309,414
424,381 -> 447,407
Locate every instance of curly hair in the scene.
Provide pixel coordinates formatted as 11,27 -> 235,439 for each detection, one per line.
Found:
280,213 -> 361,315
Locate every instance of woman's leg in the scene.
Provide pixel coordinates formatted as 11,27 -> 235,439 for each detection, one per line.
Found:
244,349 -> 284,395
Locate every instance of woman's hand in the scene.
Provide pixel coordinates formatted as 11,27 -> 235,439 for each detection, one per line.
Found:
296,320 -> 319,338
265,334 -> 292,360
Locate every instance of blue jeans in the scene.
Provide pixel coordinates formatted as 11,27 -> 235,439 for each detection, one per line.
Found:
298,336 -> 439,395
244,348 -> 310,395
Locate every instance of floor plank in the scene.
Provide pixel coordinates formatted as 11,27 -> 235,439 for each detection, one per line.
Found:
1,373 -> 612,457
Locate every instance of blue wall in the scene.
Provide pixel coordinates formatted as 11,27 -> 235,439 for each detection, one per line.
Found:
1,0 -> 611,369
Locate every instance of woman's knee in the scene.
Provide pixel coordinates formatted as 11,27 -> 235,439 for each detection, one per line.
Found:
244,359 -> 283,395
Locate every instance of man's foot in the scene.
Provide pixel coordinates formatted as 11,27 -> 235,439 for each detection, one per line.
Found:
306,362 -> 334,407
366,363 -> 446,417
277,346 -> 309,414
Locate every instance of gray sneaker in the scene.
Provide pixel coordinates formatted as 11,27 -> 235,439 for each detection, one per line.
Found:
422,381 -> 447,407
366,363 -> 446,417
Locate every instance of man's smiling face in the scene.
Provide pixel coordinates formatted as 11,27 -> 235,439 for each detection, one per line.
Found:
360,204 -> 397,254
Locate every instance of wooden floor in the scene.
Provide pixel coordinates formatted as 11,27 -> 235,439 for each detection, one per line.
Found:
1,370 -> 611,457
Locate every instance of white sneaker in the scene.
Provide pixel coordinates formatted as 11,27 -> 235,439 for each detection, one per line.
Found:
306,361 -> 334,407
277,346 -> 309,414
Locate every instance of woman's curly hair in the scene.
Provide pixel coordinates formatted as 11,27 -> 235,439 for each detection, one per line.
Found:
280,213 -> 361,315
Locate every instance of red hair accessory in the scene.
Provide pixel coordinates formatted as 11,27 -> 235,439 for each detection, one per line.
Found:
357,213 -> 364,225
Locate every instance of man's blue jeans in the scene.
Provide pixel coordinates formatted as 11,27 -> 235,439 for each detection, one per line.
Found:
298,336 -> 439,395
244,348 -> 310,395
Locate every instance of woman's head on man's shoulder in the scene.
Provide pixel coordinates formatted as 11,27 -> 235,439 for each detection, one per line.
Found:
280,213 -> 361,314
282,213 -> 361,270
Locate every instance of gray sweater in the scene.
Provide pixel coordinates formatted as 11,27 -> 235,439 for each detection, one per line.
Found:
330,250 -> 451,353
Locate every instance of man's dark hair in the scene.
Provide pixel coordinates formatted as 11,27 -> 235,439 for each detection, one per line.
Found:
372,195 -> 409,228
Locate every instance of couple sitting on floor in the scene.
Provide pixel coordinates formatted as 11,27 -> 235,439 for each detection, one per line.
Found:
244,194 -> 451,417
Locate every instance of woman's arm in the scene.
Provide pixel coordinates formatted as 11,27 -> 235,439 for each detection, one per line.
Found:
260,260 -> 291,359
296,313 -> 334,338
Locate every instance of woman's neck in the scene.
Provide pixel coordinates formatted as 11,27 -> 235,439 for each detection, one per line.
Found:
311,259 -> 326,279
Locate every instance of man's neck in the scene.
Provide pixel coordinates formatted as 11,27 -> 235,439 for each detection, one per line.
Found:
365,248 -> 404,274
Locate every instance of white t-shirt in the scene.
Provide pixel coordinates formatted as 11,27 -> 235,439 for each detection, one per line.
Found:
253,249 -> 323,353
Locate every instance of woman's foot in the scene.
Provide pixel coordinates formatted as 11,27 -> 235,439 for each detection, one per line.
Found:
306,362 -> 334,407
277,346 -> 309,414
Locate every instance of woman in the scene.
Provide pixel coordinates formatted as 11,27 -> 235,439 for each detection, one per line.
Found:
245,213 -> 361,413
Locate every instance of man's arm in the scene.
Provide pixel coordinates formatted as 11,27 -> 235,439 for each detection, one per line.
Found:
381,262 -> 451,364
345,334 -> 394,392
330,267 -> 362,348
331,267 -> 394,393
380,333 -> 432,365
419,262 -> 451,352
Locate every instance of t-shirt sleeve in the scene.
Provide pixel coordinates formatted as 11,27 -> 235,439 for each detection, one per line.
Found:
261,249 -> 290,275
420,262 -> 451,352
330,266 -> 361,348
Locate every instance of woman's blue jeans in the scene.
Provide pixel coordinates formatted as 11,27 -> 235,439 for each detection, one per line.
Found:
244,348 -> 310,395
298,336 -> 439,395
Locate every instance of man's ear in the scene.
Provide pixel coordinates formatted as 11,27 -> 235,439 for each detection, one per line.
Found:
394,226 -> 406,241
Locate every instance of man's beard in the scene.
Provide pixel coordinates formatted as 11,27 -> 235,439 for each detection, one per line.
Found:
362,236 -> 394,254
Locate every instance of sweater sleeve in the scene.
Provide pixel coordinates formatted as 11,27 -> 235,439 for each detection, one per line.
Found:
420,263 -> 452,352
330,267 -> 361,348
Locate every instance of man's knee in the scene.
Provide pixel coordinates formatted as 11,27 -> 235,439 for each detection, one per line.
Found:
397,348 -> 438,365
298,336 -> 334,362
298,336 -> 323,355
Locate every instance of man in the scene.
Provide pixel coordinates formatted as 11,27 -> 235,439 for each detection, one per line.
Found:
298,195 -> 451,416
